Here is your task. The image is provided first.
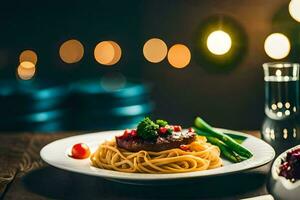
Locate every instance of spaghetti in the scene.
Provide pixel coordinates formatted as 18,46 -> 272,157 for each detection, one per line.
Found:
90,136 -> 222,173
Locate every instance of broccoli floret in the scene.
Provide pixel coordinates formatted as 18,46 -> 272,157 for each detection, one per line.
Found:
137,117 -> 159,140
156,119 -> 168,127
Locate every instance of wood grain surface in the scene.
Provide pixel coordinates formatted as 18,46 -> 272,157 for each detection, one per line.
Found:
0,131 -> 270,200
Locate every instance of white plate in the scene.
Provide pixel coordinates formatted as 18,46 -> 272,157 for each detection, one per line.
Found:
40,128 -> 275,183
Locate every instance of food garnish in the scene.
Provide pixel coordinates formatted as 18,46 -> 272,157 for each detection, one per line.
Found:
156,119 -> 168,127
117,129 -> 137,139
136,117 -> 159,140
279,147 -> 300,182
173,125 -> 182,132
136,117 -> 179,140
71,143 -> 91,159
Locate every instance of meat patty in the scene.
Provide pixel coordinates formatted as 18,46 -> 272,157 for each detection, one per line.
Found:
116,131 -> 196,152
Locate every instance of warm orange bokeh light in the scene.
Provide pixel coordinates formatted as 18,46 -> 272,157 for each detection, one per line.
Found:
59,39 -> 84,64
19,50 -> 38,65
19,61 -> 35,69
108,41 -> 122,65
17,62 -> 36,80
143,38 -> 168,63
167,44 -> 191,68
94,41 -> 122,66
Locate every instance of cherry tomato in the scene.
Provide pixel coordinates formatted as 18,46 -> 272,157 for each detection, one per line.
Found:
126,129 -> 134,137
130,129 -> 137,137
71,143 -> 91,159
173,125 -> 182,132
159,127 -> 168,134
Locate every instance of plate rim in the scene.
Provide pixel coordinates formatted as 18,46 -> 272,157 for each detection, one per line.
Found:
40,128 -> 275,181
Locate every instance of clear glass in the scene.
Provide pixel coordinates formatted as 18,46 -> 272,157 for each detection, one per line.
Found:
263,62 -> 300,120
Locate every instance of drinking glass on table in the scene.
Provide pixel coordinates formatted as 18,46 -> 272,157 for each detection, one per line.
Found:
263,62 -> 300,120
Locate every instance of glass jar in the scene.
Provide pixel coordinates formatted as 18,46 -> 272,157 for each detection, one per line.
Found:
263,62 -> 300,120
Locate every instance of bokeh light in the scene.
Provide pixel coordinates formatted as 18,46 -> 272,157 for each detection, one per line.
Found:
59,39 -> 84,64
143,38 -> 168,63
167,44 -> 191,69
207,30 -> 232,55
17,61 -> 36,80
264,33 -> 290,59
18,61 -> 35,69
289,0 -> 300,22
19,50 -> 38,65
94,41 -> 122,66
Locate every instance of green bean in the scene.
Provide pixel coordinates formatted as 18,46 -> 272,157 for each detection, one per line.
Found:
194,117 -> 253,158
194,128 -> 243,163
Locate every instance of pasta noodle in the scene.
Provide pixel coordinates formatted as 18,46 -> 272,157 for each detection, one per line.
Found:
90,136 -> 222,173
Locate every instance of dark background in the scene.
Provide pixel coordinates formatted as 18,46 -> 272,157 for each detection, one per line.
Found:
0,0 -> 299,130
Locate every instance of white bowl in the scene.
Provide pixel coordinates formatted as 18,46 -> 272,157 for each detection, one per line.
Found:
268,145 -> 300,200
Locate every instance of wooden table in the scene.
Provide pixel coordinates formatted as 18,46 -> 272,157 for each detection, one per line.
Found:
0,131 -> 272,200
